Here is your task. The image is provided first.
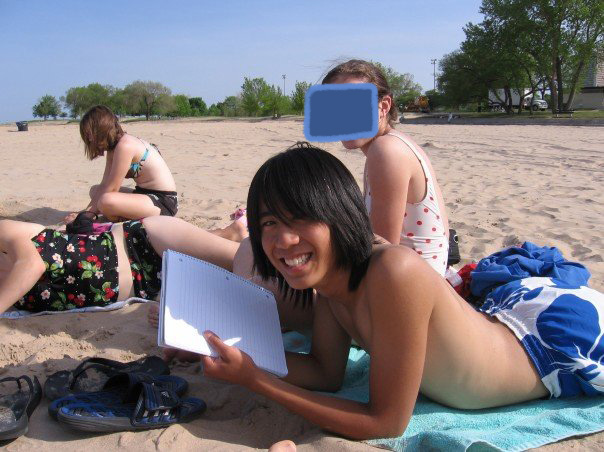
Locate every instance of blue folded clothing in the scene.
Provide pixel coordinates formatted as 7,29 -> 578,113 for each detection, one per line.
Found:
283,332 -> 604,451
470,242 -> 591,298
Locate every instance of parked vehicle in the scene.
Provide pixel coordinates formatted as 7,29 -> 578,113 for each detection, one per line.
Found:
401,96 -> 431,113
488,89 -> 548,111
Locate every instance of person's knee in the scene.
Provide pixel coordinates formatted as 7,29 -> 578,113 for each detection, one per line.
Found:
89,184 -> 101,198
97,192 -> 119,215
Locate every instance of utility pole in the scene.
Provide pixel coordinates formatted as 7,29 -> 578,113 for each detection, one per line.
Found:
282,74 -> 286,95
431,59 -> 437,91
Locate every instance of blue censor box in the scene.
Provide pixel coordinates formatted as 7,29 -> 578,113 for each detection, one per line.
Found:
304,83 -> 378,142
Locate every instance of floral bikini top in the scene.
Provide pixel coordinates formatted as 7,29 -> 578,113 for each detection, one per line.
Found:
15,229 -> 120,312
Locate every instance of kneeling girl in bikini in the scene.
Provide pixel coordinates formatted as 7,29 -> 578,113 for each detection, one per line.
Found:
65,105 -> 178,223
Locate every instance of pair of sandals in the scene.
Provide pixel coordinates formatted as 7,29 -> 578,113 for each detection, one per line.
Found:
45,355 -> 206,432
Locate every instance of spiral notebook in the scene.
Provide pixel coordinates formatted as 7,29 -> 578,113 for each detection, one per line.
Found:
157,250 -> 288,377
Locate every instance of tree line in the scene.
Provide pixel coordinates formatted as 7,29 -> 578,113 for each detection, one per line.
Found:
434,0 -> 604,114
32,63 -> 423,121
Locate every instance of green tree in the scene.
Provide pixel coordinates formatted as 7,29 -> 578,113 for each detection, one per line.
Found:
61,86 -> 89,118
437,50 -> 486,109
32,95 -> 61,120
188,97 -> 207,116
61,83 -> 116,118
217,96 -> 242,117
241,77 -> 271,116
373,62 -> 423,106
479,0 -> 604,112
261,85 -> 289,117
291,81 -> 311,114
437,11 -> 542,114
171,94 -> 193,117
207,103 -> 221,116
108,88 -> 126,116
123,80 -> 174,120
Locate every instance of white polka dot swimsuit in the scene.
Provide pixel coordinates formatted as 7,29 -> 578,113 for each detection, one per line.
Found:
364,132 -> 449,275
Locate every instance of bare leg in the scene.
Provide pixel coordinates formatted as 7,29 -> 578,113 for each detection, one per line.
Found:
97,191 -> 161,221
145,217 -> 240,331
142,216 -> 239,272
0,220 -> 46,313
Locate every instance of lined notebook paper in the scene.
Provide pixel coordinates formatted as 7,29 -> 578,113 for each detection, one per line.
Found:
158,250 -> 288,377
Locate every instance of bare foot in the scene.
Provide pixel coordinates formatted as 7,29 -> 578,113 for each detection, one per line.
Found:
268,440 -> 296,452
210,219 -> 248,242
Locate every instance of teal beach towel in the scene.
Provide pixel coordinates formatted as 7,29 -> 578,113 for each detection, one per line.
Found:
283,332 -> 604,451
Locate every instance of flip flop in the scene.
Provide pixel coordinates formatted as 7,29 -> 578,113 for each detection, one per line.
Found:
48,372 -> 188,420
0,375 -> 42,440
44,355 -> 169,401
56,374 -> 205,432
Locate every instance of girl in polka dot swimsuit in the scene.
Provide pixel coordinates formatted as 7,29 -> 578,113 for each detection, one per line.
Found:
323,60 -> 449,275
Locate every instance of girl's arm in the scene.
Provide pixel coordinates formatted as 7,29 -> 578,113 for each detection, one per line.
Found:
87,153 -> 115,212
202,249 -> 433,439
365,139 -> 414,245
0,222 -> 45,313
89,143 -> 134,211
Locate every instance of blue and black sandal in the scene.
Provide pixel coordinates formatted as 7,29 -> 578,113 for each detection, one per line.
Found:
0,375 -> 42,441
55,373 -> 205,432
48,371 -> 188,420
44,355 -> 170,401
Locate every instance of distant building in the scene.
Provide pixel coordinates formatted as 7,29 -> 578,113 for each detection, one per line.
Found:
565,54 -> 604,109
584,55 -> 604,87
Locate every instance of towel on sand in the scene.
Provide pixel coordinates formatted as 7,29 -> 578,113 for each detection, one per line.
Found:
0,297 -> 151,319
283,332 -> 604,451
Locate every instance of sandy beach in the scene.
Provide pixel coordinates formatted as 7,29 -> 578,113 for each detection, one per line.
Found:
0,118 -> 603,451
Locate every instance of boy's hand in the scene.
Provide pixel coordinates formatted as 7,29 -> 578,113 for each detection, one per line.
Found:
201,331 -> 258,387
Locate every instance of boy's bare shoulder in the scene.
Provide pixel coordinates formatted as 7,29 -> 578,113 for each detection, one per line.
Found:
367,245 -> 423,283
364,246 -> 436,315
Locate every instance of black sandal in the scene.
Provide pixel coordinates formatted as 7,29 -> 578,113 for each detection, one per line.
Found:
56,372 -> 205,432
44,356 -> 170,401
0,375 -> 42,440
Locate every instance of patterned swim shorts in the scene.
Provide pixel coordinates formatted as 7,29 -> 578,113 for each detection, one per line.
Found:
480,277 -> 604,397
122,220 -> 162,300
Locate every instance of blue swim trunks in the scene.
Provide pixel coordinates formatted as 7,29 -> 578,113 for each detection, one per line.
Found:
479,277 -> 604,398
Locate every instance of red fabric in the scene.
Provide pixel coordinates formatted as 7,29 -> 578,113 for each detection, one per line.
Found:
447,263 -> 478,299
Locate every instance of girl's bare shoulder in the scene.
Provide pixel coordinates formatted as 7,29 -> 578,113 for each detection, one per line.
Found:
367,133 -> 415,164
113,134 -> 141,155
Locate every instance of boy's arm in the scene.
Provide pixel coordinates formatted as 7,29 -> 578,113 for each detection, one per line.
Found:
0,222 -> 45,313
282,293 -> 351,391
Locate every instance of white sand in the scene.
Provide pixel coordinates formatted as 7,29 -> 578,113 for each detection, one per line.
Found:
0,118 -> 602,450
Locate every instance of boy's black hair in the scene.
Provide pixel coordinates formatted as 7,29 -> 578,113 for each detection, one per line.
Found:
247,142 -> 374,308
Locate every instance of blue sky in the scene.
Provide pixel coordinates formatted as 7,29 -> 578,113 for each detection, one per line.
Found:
0,0 -> 484,123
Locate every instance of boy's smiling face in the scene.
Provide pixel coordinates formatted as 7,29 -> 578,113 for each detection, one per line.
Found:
259,205 -> 335,291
